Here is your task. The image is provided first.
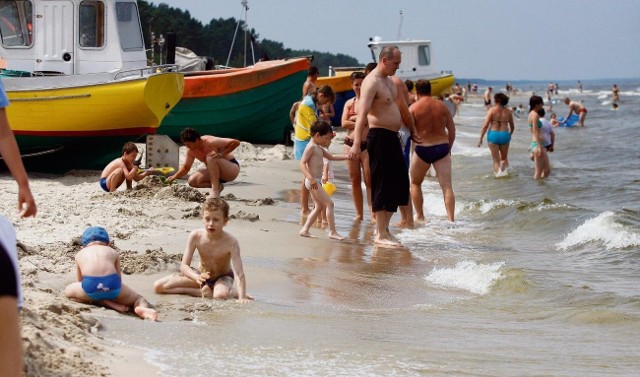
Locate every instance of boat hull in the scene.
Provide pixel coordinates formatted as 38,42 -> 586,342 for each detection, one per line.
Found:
159,58 -> 310,144
3,72 -> 184,171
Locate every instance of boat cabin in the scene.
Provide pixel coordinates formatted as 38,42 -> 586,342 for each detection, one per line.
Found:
0,0 -> 147,75
368,36 -> 447,81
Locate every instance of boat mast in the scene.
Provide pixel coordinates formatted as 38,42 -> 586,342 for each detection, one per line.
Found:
226,0 -> 255,67
396,10 -> 404,40
242,0 -> 248,67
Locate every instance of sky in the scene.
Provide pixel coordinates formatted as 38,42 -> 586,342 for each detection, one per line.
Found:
152,0 -> 640,81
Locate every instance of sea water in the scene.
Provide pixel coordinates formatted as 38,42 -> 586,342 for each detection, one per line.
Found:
100,80 -> 640,376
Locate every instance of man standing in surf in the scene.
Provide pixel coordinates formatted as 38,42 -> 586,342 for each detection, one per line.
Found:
348,46 -> 420,247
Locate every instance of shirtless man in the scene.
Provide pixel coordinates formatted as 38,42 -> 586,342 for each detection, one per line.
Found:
562,97 -> 587,127
153,198 -> 250,302
64,227 -> 158,320
302,66 -> 319,98
167,128 -> 240,198
483,86 -> 493,109
409,80 -> 456,222
348,46 -> 420,247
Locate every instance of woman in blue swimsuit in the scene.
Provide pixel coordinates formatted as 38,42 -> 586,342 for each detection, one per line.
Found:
528,95 -> 550,179
478,92 -> 514,175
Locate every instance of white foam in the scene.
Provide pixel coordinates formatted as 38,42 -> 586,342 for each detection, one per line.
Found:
556,211 -> 640,250
425,260 -> 505,295
474,198 -> 520,214
452,141 -> 489,157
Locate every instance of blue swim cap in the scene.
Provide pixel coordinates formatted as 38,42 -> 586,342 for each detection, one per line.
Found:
82,226 -> 110,246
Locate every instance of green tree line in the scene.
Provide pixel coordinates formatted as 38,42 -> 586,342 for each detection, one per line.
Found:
139,1 -> 361,73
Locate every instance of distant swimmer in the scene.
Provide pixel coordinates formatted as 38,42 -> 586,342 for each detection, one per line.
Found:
612,84 -> 620,103
483,86 -> 493,109
562,97 -> 587,127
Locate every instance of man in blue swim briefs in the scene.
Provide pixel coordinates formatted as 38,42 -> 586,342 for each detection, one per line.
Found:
408,80 -> 456,222
347,46 -> 422,247
64,227 -> 158,320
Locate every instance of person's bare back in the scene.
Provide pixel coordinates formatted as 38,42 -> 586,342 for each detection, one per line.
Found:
75,244 -> 119,277
410,96 -> 453,146
100,158 -> 131,179
186,135 -> 234,163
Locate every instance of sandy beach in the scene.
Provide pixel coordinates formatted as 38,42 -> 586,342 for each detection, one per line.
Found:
3,141 -> 312,376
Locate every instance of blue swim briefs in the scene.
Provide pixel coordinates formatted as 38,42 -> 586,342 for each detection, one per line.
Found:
99,177 -> 109,192
82,273 -> 122,301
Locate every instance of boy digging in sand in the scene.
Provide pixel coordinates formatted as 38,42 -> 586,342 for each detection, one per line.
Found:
299,120 -> 348,240
153,198 -> 251,302
100,142 -> 153,192
64,227 -> 158,320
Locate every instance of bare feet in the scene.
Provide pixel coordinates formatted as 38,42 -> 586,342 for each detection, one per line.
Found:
394,220 -> 406,228
201,285 -> 213,298
328,231 -> 345,241
299,230 -> 317,238
374,236 -> 402,248
353,214 -> 363,222
134,306 -> 158,321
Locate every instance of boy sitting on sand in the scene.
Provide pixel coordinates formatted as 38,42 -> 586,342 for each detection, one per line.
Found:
100,142 -> 152,192
299,120 -> 348,240
153,198 -> 251,302
64,227 -> 158,320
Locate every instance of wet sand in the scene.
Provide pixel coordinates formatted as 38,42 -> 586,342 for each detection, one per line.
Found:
3,142 -> 339,376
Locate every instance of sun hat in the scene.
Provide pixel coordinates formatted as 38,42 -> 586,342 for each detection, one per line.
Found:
82,226 -> 110,246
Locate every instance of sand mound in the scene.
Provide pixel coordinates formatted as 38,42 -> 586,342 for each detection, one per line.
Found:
234,142 -> 292,164
118,248 -> 182,274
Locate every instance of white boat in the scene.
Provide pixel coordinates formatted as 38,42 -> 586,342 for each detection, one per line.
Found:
321,36 -> 455,123
368,36 -> 454,93
0,0 -> 183,171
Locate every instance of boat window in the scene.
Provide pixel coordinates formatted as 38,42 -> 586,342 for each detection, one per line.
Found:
115,2 -> 143,51
418,45 -> 430,66
79,1 -> 104,48
0,0 -> 33,47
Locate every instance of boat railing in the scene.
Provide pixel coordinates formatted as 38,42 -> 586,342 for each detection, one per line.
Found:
328,66 -> 365,77
113,64 -> 180,80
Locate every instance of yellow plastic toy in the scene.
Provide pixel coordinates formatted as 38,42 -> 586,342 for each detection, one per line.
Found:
322,181 -> 337,196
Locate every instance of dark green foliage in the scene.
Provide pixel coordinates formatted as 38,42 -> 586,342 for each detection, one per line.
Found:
140,1 -> 361,72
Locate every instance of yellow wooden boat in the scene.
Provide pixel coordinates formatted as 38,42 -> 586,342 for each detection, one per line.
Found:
5,71 -> 182,146
0,0 -> 183,171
